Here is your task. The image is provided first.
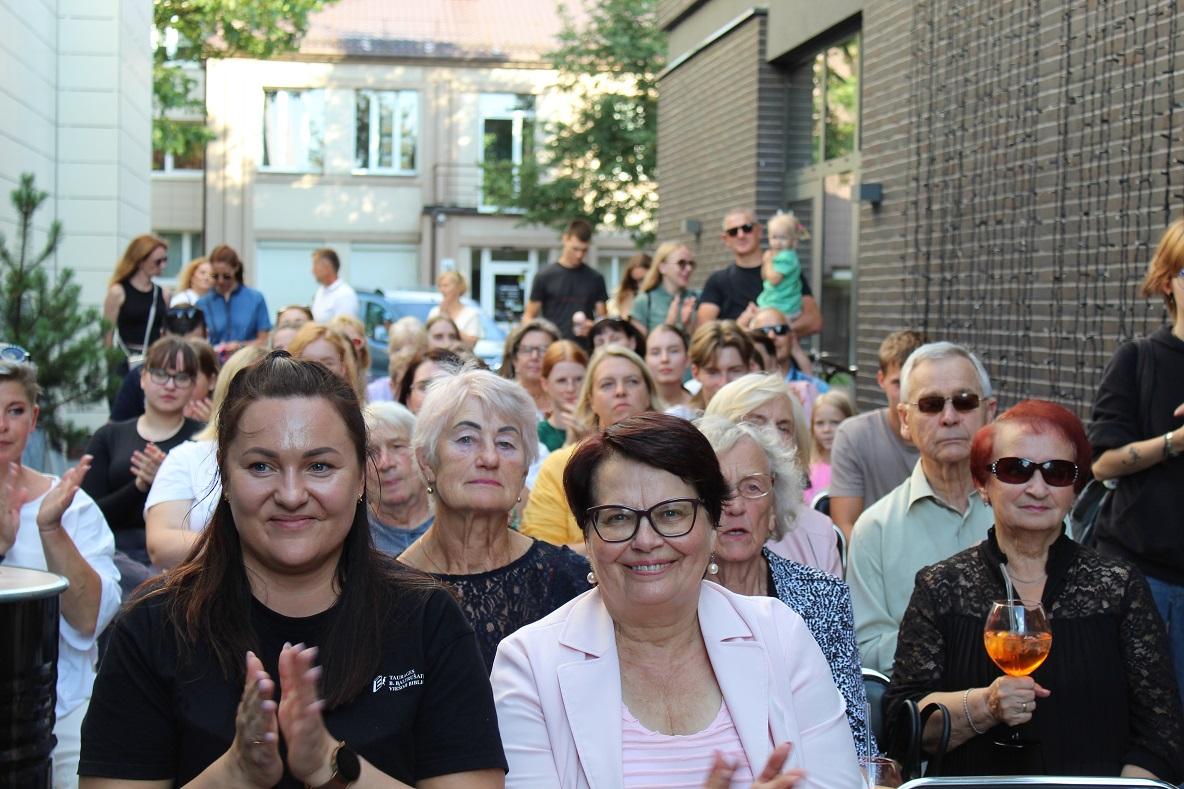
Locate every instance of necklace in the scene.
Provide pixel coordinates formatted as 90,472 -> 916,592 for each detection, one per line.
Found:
1005,567 -> 1047,584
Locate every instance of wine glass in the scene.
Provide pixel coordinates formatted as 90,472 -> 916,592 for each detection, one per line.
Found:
859,756 -> 902,789
983,599 -> 1051,745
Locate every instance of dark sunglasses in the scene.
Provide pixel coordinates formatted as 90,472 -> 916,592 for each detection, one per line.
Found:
724,223 -> 755,237
912,392 -> 981,414
0,343 -> 31,362
991,457 -> 1079,488
760,324 -> 791,336
674,258 -> 696,269
167,306 -> 201,321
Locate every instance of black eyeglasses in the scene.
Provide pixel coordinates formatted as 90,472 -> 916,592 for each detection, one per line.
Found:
991,457 -> 1079,488
147,368 -> 195,387
911,392 -> 982,414
724,223 -> 755,238
759,324 -> 791,336
0,343 -> 31,362
585,497 -> 702,543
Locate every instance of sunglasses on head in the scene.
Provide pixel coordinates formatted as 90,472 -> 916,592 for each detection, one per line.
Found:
0,343 -> 31,363
168,306 -> 201,320
760,324 -> 791,336
724,223 -> 755,238
912,392 -> 981,414
991,457 -> 1079,487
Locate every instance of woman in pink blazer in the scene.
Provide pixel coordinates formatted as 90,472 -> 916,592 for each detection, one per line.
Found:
491,413 -> 862,788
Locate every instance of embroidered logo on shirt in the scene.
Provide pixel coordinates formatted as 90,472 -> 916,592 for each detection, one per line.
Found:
372,669 -> 424,693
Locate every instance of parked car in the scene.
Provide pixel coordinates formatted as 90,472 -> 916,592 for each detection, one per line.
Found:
357,289 -> 506,378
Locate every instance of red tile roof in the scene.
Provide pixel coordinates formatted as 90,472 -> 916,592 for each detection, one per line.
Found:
300,0 -> 579,61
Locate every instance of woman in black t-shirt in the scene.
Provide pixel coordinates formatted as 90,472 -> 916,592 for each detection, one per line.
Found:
80,353 -> 506,788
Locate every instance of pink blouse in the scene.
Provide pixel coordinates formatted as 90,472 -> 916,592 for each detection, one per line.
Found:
622,701 -> 756,788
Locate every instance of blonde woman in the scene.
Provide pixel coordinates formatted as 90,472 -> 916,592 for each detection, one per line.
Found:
170,256 -> 213,307
286,322 -> 363,402
144,346 -> 268,568
632,241 -> 698,332
705,373 -> 842,577
328,312 -> 372,394
519,346 -> 660,550
430,270 -> 482,347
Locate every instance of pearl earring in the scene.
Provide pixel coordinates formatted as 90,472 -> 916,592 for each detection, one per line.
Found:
586,571 -> 597,585
707,554 -> 719,575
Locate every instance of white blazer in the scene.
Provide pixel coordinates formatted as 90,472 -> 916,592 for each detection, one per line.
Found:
491,581 -> 862,789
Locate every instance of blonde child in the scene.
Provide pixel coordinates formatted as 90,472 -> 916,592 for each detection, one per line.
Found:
757,210 -> 810,318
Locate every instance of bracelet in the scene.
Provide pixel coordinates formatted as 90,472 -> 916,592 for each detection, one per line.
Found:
963,688 -> 987,735
1166,431 -> 1180,460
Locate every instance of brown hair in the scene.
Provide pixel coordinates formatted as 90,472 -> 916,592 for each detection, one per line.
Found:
189,339 -> 220,382
147,353 -> 437,708
313,247 -> 340,272
498,319 -> 560,379
207,244 -> 244,284
397,348 -> 464,406
565,219 -> 593,242
689,320 -> 755,370
615,253 -> 651,299
542,340 -> 589,379
143,335 -> 199,376
878,329 -> 925,373
1142,217 -> 1184,318
110,234 -> 167,285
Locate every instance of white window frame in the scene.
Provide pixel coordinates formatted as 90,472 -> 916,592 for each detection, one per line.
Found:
353,89 -> 419,174
477,93 -> 536,212
260,88 -> 325,173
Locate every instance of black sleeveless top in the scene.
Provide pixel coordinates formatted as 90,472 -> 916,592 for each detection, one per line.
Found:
116,281 -> 166,352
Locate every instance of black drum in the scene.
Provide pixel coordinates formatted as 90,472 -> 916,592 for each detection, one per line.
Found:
0,566 -> 68,788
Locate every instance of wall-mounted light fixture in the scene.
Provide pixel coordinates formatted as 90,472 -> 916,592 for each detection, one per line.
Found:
858,183 -> 883,206
681,218 -> 702,240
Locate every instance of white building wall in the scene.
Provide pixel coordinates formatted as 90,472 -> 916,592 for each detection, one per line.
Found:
0,0 -> 153,309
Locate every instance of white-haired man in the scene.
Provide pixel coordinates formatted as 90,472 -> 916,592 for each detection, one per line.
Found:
848,341 -> 998,674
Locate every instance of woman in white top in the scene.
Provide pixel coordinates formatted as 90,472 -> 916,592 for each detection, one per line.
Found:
430,270 -> 482,348
169,256 -> 213,307
144,346 -> 267,568
0,359 -> 121,788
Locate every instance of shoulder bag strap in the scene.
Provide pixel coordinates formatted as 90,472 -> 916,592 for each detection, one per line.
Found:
140,284 -> 159,352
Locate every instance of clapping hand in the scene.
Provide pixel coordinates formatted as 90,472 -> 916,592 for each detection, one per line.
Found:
131,443 -> 167,492
277,643 -> 338,786
230,651 -> 283,788
703,743 -> 804,789
185,396 -> 213,422
36,455 -> 92,533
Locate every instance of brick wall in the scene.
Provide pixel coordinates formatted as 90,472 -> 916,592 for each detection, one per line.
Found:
858,0 -> 1184,415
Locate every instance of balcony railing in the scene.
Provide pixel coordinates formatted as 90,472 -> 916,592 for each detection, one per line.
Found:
431,162 -> 527,213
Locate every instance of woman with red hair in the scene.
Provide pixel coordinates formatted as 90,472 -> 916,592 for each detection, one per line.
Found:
884,400 -> 1183,780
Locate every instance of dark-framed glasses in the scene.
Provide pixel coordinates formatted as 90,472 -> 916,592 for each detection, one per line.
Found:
724,223 -> 755,237
759,324 -> 791,336
517,344 -> 549,358
0,343 -> 31,362
674,258 -> 696,269
990,457 -> 1078,488
585,497 -> 702,543
728,473 -> 774,499
147,368 -> 195,387
912,392 -> 981,414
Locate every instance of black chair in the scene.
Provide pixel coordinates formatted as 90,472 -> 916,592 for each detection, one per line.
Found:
812,490 -> 831,516
901,779 -> 1176,789
862,667 -> 890,747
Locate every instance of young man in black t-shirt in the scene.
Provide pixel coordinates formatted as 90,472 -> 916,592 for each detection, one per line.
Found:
523,219 -> 607,339
696,208 -> 821,337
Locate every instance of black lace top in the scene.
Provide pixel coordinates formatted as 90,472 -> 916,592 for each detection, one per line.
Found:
884,528 -> 1184,781
424,540 -> 591,671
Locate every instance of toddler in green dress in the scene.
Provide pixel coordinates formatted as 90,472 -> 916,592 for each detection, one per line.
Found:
757,211 -> 810,318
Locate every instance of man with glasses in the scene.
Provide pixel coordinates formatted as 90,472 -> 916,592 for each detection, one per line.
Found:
847,341 -> 997,675
696,208 -> 821,336
750,306 -> 826,387
828,330 -> 924,539
523,219 -> 607,339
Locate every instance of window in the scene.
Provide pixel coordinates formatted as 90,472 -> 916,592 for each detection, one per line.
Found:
153,125 -> 206,172
261,89 -> 325,171
156,231 -> 204,280
811,35 -> 860,164
479,93 -> 536,209
355,90 -> 418,173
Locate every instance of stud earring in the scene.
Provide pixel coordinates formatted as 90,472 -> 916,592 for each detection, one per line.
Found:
586,570 -> 597,585
707,554 -> 719,575
426,484 -> 434,495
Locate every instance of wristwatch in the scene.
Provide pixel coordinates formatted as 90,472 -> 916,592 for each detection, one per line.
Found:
1166,431 -> 1181,460
306,741 -> 360,788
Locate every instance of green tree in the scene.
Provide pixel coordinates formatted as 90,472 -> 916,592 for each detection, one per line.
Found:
0,174 -> 117,452
153,0 -> 339,160
484,0 -> 665,247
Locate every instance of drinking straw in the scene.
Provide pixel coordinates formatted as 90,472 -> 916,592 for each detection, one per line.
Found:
1000,562 -> 1019,628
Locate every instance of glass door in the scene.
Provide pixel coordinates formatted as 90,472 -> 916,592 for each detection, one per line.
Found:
478,248 -> 539,329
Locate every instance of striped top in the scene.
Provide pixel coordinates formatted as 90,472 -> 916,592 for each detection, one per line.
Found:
622,701 -> 755,787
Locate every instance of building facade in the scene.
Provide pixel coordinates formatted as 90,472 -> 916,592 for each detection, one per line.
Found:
658,0 -> 1184,414
153,0 -> 635,329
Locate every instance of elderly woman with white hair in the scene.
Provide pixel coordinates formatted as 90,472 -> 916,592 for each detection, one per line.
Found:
696,414 -> 874,757
398,368 -> 590,670
705,373 -> 842,576
363,401 -> 433,556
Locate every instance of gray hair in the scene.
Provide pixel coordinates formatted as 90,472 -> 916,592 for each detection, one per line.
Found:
898,341 -> 993,404
704,373 -> 811,466
412,367 -> 539,479
694,414 -> 805,540
364,401 -> 416,443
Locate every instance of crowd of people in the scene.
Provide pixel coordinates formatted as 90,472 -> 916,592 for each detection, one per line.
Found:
1,211 -> 1182,787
